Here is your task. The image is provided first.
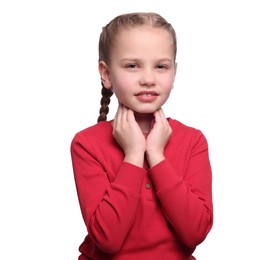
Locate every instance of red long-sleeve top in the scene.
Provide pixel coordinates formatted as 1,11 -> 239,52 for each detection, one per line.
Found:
71,118 -> 213,260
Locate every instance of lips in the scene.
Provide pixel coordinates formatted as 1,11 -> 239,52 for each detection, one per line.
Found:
134,91 -> 159,102
135,91 -> 159,97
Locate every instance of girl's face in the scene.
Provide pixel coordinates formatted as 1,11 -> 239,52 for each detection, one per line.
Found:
100,25 -> 177,115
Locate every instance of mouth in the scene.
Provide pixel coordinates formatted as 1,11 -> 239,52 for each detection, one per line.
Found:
134,91 -> 159,102
135,91 -> 159,97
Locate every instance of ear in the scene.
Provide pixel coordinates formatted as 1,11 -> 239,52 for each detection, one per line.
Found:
98,61 -> 112,89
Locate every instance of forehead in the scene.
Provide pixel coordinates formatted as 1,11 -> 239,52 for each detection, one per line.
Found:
111,26 -> 174,58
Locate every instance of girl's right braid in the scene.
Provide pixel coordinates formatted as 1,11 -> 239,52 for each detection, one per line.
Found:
97,83 -> 113,123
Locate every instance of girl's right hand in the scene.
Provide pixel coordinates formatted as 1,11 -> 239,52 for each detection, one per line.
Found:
112,104 -> 146,167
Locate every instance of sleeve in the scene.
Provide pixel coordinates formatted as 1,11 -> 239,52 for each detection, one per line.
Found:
70,133 -> 146,253
148,130 -> 213,249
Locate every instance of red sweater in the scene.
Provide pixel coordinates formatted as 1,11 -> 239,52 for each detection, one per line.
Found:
71,118 -> 213,260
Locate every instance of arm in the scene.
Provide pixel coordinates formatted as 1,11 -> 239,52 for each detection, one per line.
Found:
71,133 -> 146,253
149,131 -> 213,248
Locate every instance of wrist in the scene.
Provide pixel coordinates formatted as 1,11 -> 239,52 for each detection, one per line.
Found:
124,152 -> 145,168
146,151 -> 165,168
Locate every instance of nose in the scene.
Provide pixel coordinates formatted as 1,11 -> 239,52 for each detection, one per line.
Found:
139,68 -> 155,87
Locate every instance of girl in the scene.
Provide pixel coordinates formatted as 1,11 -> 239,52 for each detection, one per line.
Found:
71,12 -> 213,260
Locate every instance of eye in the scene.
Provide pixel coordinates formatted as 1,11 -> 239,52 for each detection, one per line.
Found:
126,63 -> 138,69
156,64 -> 168,70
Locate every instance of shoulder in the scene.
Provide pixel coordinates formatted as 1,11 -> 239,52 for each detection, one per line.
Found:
71,121 -> 113,146
168,118 -> 201,135
168,118 -> 208,146
70,120 -> 123,165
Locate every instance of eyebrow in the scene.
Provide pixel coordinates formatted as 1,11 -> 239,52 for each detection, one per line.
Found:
120,58 -> 172,63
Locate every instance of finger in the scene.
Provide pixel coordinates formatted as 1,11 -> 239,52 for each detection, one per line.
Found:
120,104 -> 128,124
126,108 -> 136,123
113,104 -> 122,129
149,116 -> 155,130
158,108 -> 169,126
153,109 -> 162,124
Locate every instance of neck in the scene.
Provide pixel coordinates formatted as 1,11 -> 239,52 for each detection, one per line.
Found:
134,112 -> 154,134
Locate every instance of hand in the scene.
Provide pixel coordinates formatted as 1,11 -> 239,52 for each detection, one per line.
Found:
113,104 -> 146,167
146,108 -> 172,167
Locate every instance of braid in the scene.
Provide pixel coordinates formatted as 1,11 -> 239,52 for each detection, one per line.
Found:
97,82 -> 113,123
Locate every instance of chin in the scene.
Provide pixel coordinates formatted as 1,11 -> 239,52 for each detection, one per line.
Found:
134,108 -> 159,114
127,103 -> 162,114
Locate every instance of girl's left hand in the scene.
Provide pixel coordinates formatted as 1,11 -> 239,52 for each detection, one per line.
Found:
146,108 -> 172,167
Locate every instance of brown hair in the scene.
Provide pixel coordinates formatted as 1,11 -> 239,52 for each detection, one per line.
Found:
97,12 -> 177,123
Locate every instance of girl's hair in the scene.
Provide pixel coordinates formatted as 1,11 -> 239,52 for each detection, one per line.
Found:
97,12 -> 177,123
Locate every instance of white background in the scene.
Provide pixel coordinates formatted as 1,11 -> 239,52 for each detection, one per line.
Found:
1,0 -> 273,259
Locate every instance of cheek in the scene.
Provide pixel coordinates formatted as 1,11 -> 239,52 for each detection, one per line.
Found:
162,78 -> 174,92
111,82 -> 130,102
112,75 -> 135,93
119,74 -> 136,85
112,69 -> 132,83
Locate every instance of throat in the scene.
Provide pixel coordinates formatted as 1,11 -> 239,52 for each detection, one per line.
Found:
134,112 -> 154,134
